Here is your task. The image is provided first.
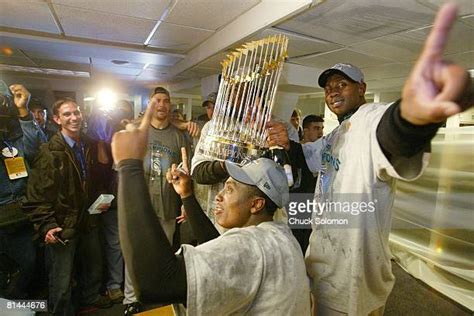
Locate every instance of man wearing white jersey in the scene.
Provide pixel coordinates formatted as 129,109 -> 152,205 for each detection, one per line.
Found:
267,3 -> 473,315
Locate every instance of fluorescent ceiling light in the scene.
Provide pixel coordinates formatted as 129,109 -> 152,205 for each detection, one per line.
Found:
144,0 -> 178,46
144,21 -> 163,46
0,64 -> 89,78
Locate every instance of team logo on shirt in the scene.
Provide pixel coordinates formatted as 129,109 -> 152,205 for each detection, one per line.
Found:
321,144 -> 341,171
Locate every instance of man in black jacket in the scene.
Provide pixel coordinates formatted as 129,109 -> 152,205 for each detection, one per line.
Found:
27,99 -> 111,314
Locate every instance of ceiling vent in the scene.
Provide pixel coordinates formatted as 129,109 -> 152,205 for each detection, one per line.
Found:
111,60 -> 129,65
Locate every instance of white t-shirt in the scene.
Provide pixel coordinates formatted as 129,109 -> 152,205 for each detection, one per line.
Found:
181,221 -> 311,315
302,103 -> 429,315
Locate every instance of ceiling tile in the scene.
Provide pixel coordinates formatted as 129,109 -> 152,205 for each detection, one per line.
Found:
420,0 -> 474,15
0,56 -> 37,67
446,51 -> 474,69
292,49 -> 394,69
54,4 -> 155,44
148,22 -> 214,52
51,0 -> 170,20
0,0 -> 59,33
166,0 -> 260,31
360,63 -> 412,81
92,58 -> 147,70
1,36 -> 90,63
409,21 -> 474,56
147,64 -> 172,73
261,29 -> 343,58
365,77 -> 405,92
1,36 -> 181,68
461,15 -> 474,28
1,0 -> 471,94
197,53 -> 228,70
278,0 -> 440,46
34,58 -> 90,72
91,72 -> 138,82
178,67 -> 217,80
136,68 -> 169,80
33,54 -> 91,65
190,67 -> 219,77
92,63 -> 142,76
351,20 -> 474,63
348,34 -> 421,63
0,64 -> 89,78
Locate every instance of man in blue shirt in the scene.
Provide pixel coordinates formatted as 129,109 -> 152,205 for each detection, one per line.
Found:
0,83 -> 44,299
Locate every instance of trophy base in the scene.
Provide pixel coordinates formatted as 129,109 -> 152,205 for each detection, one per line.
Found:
199,136 -> 265,164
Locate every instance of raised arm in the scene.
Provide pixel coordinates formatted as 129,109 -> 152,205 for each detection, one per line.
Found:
10,84 -> 45,160
377,3 -> 473,160
401,3 -> 472,125
166,148 -> 220,244
112,100 -> 186,303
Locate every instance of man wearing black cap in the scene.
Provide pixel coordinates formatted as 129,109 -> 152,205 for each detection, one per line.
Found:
111,100 -> 311,314
196,92 -> 216,123
268,4 -> 474,315
29,97 -> 57,141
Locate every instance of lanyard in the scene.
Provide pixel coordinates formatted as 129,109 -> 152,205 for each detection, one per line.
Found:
3,139 -> 14,156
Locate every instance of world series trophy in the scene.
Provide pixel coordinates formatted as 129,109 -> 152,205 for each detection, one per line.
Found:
199,34 -> 289,164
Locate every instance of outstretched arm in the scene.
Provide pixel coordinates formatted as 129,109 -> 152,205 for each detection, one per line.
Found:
112,99 -> 186,304
377,3 -> 473,160
401,3 -> 472,125
192,160 -> 228,184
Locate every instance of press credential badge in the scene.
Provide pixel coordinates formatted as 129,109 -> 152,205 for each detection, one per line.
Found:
2,145 -> 28,180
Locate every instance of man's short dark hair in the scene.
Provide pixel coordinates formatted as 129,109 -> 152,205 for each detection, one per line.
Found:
52,98 -> 77,116
248,186 -> 278,216
202,100 -> 214,107
29,97 -> 46,111
303,115 -> 324,129
153,87 -> 170,98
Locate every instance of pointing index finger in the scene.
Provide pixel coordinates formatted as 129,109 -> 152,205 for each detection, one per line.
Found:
420,2 -> 458,61
139,99 -> 156,131
181,147 -> 189,173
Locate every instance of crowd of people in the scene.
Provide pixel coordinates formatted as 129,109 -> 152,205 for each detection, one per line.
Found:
1,3 -> 473,316
0,85 -> 202,314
